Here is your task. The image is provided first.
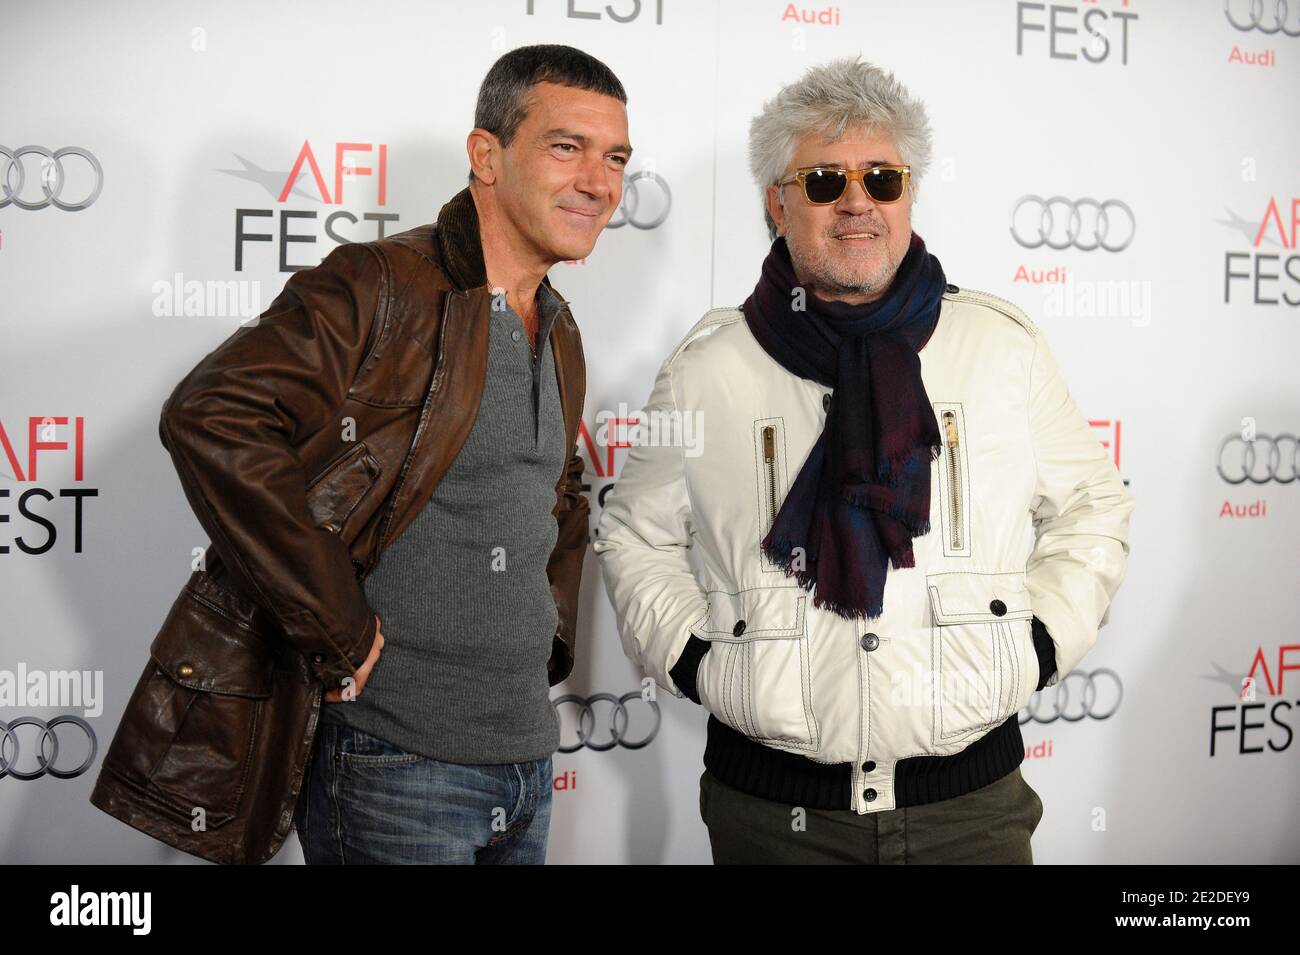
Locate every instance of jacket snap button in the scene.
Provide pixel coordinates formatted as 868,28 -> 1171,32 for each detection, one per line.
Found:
860,632 -> 879,651
863,788 -> 877,802
733,619 -> 746,637
822,393 -> 831,412
177,663 -> 194,678
312,652 -> 325,664
862,760 -> 876,772
511,329 -> 522,342
989,599 -> 1007,617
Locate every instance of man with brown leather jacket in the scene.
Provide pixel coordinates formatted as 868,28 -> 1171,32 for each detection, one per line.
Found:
88,44 -> 629,864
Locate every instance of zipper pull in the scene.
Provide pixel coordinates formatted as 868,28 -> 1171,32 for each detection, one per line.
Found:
943,410 -> 959,448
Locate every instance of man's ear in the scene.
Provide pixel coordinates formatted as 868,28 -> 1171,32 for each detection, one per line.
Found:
467,128 -> 499,185
764,184 -> 786,236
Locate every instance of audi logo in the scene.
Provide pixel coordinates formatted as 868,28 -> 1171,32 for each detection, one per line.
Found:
1010,195 -> 1135,252
1224,0 -> 1300,35
1218,433 -> 1298,484
553,691 -> 661,752
1019,669 -> 1122,723
0,145 -> 103,211
1,716 -> 97,780
606,169 -> 671,230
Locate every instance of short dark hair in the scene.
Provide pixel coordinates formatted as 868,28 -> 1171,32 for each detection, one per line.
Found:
468,44 -> 627,182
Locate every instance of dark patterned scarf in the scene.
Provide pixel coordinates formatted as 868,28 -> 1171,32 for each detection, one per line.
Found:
741,232 -> 947,619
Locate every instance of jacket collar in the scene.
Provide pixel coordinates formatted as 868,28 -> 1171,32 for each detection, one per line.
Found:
433,187 -> 486,292
433,186 -> 570,306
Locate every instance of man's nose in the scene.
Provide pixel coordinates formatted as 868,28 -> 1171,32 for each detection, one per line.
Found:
573,153 -> 613,202
835,176 -> 877,216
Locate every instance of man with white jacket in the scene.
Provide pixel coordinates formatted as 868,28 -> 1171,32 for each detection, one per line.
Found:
593,57 -> 1135,864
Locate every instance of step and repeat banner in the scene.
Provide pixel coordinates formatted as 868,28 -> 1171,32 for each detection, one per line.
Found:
2,0 -> 1297,864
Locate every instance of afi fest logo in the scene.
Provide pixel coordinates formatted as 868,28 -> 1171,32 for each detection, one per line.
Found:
1014,1 -> 1138,65
224,140 -> 396,271
1208,645 -> 1300,757
0,416 -> 96,556
1220,195 -> 1300,305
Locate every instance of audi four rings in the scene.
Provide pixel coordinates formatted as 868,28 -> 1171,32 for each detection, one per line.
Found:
0,146 -> 103,211
1020,669 -> 1123,723
606,169 -> 671,229
1218,434 -> 1299,484
1010,195 -> 1135,252
553,692 -> 661,752
1224,0 -> 1300,34
0,716 -> 98,780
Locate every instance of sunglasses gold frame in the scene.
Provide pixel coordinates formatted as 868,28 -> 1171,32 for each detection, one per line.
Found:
776,164 -> 912,205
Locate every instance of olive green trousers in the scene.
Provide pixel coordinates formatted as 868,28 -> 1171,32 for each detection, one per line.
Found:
700,765 -> 1044,864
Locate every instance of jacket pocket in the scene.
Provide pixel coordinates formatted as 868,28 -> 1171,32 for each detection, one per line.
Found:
101,573 -> 275,829
693,586 -> 820,752
932,403 -> 971,558
305,441 -> 382,536
926,571 -> 1036,745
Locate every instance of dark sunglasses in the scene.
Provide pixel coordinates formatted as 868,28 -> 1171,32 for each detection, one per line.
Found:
777,164 -> 911,205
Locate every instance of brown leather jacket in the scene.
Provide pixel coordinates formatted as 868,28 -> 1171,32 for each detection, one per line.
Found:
88,187 -> 589,863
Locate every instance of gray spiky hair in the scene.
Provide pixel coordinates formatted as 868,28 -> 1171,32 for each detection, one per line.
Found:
748,56 -> 933,239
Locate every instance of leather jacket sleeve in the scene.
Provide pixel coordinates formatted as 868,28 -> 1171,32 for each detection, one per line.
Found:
546,437 -> 590,686
157,242 -> 385,687
593,356 -> 711,700
1024,330 -> 1136,688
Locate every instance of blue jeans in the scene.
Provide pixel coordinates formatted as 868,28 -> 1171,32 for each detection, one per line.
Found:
294,720 -> 553,864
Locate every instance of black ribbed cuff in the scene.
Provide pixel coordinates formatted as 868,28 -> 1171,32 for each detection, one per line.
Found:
1030,614 -> 1057,691
669,633 -> 711,704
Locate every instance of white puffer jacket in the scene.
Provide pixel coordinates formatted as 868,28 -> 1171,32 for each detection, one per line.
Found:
593,287 -> 1135,813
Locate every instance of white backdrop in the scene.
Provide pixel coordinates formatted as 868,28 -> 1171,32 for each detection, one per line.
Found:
2,0 -> 1298,864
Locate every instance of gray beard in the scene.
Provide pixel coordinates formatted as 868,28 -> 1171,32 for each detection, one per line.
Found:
786,234 -> 899,299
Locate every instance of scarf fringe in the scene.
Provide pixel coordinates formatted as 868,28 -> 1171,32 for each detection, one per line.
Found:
762,536 -> 923,621
840,491 -> 934,533
871,441 -> 943,488
810,593 -> 884,620
761,538 -> 824,595
762,536 -> 805,569
763,552 -> 886,621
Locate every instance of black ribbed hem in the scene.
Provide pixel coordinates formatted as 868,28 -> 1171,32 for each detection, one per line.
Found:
703,713 -> 1025,810
704,716 -> 850,809
893,714 -> 1025,806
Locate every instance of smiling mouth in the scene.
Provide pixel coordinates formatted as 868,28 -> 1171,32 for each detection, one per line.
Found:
559,206 -> 600,221
834,231 -> 881,240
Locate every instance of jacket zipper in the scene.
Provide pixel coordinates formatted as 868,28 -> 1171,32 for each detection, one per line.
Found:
762,425 -> 778,534
551,303 -> 573,479
942,410 -> 963,549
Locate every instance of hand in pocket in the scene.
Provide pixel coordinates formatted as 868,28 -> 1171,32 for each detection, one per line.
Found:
324,614 -> 384,703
